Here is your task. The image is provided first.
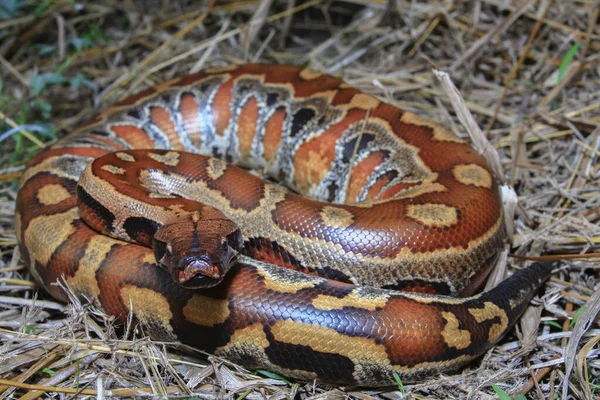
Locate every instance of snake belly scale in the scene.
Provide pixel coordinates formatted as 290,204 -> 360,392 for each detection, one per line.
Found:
16,64 -> 553,385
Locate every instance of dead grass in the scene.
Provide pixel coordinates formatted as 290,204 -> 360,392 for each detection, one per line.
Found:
0,0 -> 599,398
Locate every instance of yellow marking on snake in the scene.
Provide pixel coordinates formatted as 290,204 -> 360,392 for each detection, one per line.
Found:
406,204 -> 458,227
271,320 -> 390,365
394,181 -> 447,200
148,151 -> 180,166
400,112 -> 465,143
216,323 -> 319,382
312,288 -> 389,311
468,301 -> 509,343
101,164 -> 126,175
355,181 -> 446,204
256,264 -> 322,294
36,184 -> 71,205
320,206 -> 354,229
24,208 -> 79,266
121,285 -> 176,339
115,152 -> 136,162
440,312 -> 471,350
183,294 -> 230,327
453,164 -> 493,189
66,234 -> 118,299
207,158 -> 228,180
299,68 -> 323,80
348,93 -> 380,110
221,323 -> 269,349
21,155 -> 92,184
142,251 -> 156,265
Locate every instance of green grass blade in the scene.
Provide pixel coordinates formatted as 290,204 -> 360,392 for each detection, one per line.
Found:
557,42 -> 581,84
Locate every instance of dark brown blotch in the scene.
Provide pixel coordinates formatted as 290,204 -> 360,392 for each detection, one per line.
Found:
123,216 -> 161,246
263,326 -> 358,385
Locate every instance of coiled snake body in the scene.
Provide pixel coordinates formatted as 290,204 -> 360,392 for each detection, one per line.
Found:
16,64 -> 553,386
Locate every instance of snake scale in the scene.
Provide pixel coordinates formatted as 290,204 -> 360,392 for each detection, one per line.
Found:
16,64 -> 553,386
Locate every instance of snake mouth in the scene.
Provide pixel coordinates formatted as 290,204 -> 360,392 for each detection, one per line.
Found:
174,258 -> 224,288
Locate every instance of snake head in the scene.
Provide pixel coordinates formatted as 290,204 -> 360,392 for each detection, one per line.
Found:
152,217 -> 243,289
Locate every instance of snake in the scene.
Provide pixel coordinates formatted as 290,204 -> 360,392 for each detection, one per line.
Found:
15,64 -> 554,386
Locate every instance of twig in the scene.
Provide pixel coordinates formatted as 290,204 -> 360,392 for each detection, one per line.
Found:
449,0 -> 536,70
101,0 -> 218,102
483,0 -> 552,134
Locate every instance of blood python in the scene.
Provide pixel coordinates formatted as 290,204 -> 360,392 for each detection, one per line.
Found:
16,64 -> 553,386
